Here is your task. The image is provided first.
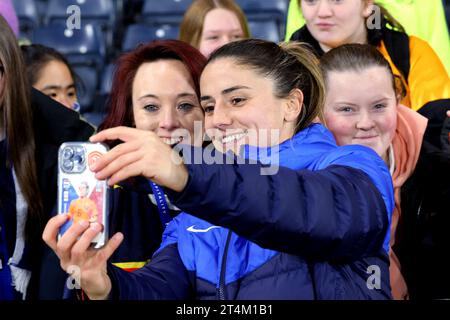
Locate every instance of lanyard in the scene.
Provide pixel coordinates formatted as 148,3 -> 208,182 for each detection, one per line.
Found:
148,181 -> 172,229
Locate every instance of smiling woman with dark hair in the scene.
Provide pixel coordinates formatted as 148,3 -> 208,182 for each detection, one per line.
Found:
44,39 -> 395,300
81,40 -> 206,275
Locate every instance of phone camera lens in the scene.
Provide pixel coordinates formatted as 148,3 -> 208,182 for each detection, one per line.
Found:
63,159 -> 74,171
73,154 -> 84,164
61,145 -> 86,172
63,147 -> 74,160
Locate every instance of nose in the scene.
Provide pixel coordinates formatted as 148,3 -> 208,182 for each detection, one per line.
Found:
56,95 -> 73,109
356,111 -> 375,130
211,101 -> 232,130
159,107 -> 180,131
317,0 -> 333,18
218,35 -> 233,47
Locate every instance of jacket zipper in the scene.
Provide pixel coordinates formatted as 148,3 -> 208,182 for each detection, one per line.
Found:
217,230 -> 232,300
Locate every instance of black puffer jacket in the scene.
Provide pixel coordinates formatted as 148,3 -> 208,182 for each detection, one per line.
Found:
396,140 -> 450,299
28,89 -> 95,299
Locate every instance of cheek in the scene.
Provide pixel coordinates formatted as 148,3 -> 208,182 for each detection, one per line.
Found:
133,112 -> 159,132
198,41 -> 212,57
381,114 -> 397,141
204,115 -> 214,130
201,48 -> 214,58
346,16 -> 364,33
300,4 -> 313,21
179,110 -> 204,135
325,115 -> 354,145
55,96 -> 71,108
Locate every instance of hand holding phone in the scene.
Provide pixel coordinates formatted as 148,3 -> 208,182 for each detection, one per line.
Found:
57,142 -> 110,248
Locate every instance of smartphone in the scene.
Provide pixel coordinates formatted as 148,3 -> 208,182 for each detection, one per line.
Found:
57,142 -> 110,249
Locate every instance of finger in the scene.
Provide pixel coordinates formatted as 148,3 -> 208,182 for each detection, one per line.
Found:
56,220 -> 91,262
90,127 -> 143,143
107,160 -> 151,186
91,140 -> 140,173
94,233 -> 124,265
446,110 -> 450,118
107,145 -> 180,186
95,148 -> 144,182
70,223 -> 104,262
42,214 -> 69,252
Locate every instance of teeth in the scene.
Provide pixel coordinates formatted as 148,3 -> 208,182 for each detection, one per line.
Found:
221,132 -> 247,144
162,137 -> 183,145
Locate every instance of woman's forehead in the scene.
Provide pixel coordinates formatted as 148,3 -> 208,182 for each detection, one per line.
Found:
202,57 -> 256,78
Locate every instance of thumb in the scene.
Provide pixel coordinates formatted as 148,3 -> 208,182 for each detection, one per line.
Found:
95,232 -> 124,264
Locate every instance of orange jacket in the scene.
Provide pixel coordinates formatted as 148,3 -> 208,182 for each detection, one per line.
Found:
378,36 -> 450,112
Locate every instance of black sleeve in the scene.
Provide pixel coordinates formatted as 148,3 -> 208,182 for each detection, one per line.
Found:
168,160 -> 389,262
418,98 -> 450,151
108,244 -> 193,300
31,87 -> 95,145
31,88 -> 96,299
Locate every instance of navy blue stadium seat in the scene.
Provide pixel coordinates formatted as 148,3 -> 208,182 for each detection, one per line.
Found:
236,0 -> 288,40
248,20 -> 280,43
141,0 -> 192,25
91,62 -> 116,124
81,111 -> 105,128
35,0 -> 48,16
13,0 -> 40,39
46,0 -> 116,25
45,0 -> 116,54
236,0 -> 288,18
122,24 -> 179,51
32,24 -> 105,70
75,65 -> 106,127
99,63 -> 116,96
73,65 -> 98,113
95,62 -> 116,112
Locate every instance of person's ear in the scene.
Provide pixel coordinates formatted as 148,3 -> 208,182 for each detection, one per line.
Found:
363,0 -> 375,18
284,88 -> 303,123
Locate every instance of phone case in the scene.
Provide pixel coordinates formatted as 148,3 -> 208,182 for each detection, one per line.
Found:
57,142 -> 110,249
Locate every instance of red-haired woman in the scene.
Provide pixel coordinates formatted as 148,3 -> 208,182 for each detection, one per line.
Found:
97,40 -> 206,273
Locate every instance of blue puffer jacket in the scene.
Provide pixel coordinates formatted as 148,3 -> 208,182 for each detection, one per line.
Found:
108,124 -> 394,300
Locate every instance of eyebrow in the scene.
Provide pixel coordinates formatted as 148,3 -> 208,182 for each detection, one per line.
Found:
204,29 -> 243,34
138,92 -> 197,101
371,97 -> 391,103
42,84 -> 76,91
201,85 -> 250,101
333,101 -> 359,106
